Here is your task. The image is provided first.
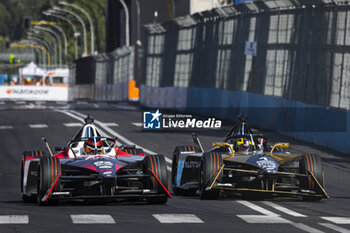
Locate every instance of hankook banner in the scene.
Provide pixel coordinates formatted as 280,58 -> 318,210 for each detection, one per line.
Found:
0,86 -> 68,101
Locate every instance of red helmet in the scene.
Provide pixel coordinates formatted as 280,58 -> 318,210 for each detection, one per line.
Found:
84,140 -> 103,154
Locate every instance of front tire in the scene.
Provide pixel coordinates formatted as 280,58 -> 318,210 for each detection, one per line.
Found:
200,152 -> 223,200
37,156 -> 61,205
300,154 -> 324,201
144,154 -> 169,204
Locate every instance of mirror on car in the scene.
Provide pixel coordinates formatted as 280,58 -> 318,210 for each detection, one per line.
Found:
55,146 -> 65,151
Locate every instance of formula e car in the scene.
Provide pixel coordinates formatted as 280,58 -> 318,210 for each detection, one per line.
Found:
171,116 -> 329,201
20,115 -> 171,205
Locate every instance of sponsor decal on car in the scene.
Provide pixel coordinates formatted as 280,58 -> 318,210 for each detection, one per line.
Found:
184,161 -> 201,169
94,161 -> 113,169
256,157 -> 277,171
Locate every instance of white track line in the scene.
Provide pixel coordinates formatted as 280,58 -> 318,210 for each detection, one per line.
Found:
237,215 -> 291,224
15,101 -> 26,104
319,223 -> 350,233
237,201 -> 279,216
102,123 -> 119,127
132,122 -> 143,127
29,124 -> 48,128
56,110 -> 111,138
321,217 -> 350,224
0,215 -> 29,224
153,214 -> 203,223
262,201 -> 306,217
71,214 -> 115,224
0,126 -> 13,129
236,201 -> 291,224
56,110 -> 172,171
0,101 -> 5,105
237,201 -> 326,232
293,223 -> 325,233
64,123 -> 82,127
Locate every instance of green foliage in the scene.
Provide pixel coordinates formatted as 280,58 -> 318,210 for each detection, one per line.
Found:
0,0 -> 106,61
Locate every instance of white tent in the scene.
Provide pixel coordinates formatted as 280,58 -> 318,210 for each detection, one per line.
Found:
19,62 -> 47,77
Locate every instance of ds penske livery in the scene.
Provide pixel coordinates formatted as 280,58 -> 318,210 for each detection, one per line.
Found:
20,115 -> 171,205
171,116 -> 329,201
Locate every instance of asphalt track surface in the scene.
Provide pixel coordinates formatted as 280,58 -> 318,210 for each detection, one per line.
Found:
0,101 -> 350,233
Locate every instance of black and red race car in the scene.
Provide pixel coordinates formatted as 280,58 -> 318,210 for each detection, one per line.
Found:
20,115 -> 171,205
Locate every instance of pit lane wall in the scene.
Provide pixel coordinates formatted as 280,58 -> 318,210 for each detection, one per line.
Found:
140,85 -> 350,154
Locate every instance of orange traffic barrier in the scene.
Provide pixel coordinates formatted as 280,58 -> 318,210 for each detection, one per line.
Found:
128,80 -> 140,101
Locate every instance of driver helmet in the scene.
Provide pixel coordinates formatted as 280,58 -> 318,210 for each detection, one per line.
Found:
236,138 -> 252,152
83,140 -> 103,154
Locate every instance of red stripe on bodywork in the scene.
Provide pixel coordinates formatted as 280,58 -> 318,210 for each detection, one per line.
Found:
148,169 -> 172,198
305,154 -> 312,189
44,172 -> 61,201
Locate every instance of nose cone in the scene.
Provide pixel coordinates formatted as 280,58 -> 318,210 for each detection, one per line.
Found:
247,153 -> 279,173
93,159 -> 116,178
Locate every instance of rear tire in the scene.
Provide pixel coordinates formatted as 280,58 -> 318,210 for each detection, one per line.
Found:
300,154 -> 324,201
200,152 -> 223,200
171,145 -> 201,195
122,147 -> 145,155
37,156 -> 61,206
144,154 -> 169,204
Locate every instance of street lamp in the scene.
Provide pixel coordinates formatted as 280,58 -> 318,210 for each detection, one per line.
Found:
23,38 -> 51,67
43,10 -> 80,59
35,25 -> 63,66
33,20 -> 68,65
50,24 -> 68,64
52,6 -> 88,56
118,0 -> 130,47
29,29 -> 57,65
22,39 -> 44,65
27,34 -> 52,59
59,1 -> 95,55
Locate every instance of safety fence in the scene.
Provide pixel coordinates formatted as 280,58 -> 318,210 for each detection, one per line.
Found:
141,1 -> 350,111
140,1 -> 350,153
68,46 -> 136,101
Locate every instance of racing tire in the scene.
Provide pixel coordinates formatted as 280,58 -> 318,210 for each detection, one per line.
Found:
300,154 -> 324,201
37,156 -> 61,206
171,145 -> 201,195
122,147 -> 145,155
200,152 -> 223,200
20,151 -> 47,203
144,154 -> 169,204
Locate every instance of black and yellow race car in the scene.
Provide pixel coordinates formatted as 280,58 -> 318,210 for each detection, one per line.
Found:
171,116 -> 329,200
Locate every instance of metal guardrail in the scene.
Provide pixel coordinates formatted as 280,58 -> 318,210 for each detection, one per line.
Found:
70,46 -> 134,86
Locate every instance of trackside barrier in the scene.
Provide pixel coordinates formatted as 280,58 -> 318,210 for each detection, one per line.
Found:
140,84 -> 187,109
71,81 -> 139,102
140,85 -> 350,154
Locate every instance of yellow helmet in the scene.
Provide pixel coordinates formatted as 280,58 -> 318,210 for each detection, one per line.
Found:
236,138 -> 251,146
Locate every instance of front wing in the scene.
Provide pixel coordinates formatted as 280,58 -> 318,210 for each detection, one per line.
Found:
207,165 -> 330,199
